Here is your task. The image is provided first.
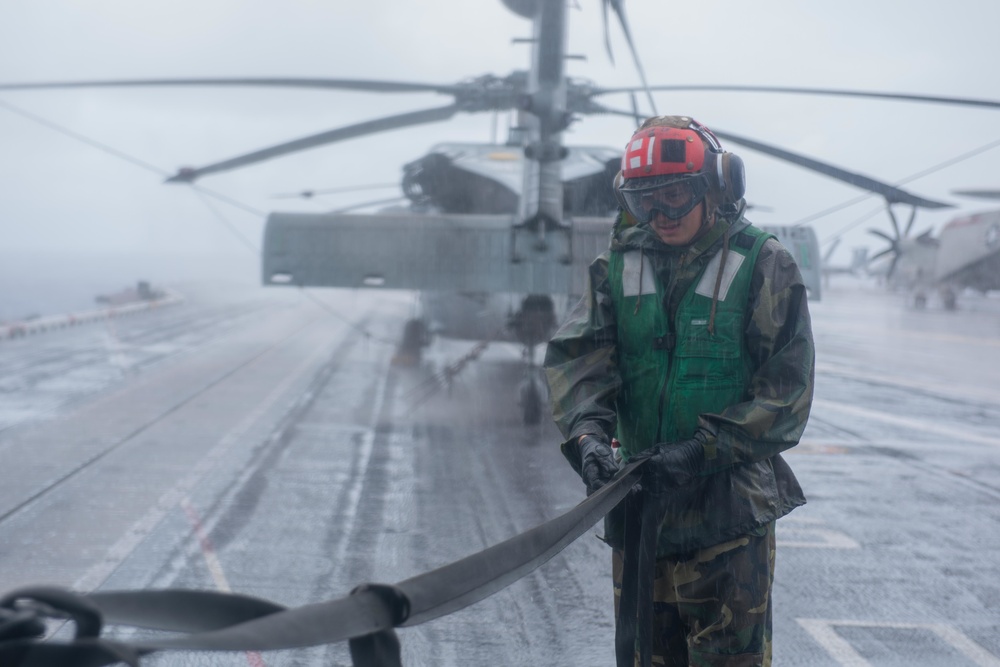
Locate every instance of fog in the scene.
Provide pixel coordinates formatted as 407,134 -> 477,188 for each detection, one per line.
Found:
2,0 -> 999,317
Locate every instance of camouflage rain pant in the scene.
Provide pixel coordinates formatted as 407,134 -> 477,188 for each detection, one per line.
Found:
612,522 -> 776,667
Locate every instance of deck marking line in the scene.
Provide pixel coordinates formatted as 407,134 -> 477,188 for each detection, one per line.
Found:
330,354 -> 392,569
73,324 -> 340,592
815,360 -> 1000,406
797,618 -> 1000,667
181,498 -> 266,667
797,618 -> 869,667
103,315 -> 129,376
777,527 -> 860,549
181,498 -> 232,592
817,321 -> 1000,348
814,398 -> 1000,449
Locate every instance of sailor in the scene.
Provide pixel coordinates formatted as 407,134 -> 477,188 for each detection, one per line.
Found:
544,115 -> 815,666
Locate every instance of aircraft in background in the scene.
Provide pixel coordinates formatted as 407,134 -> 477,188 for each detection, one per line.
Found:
821,239 -> 870,287
4,0 -> 996,422
868,204 -> 1000,309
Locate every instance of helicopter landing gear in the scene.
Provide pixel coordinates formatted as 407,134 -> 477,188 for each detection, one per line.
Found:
518,344 -> 546,426
391,318 -> 430,367
520,376 -> 544,426
940,287 -> 958,311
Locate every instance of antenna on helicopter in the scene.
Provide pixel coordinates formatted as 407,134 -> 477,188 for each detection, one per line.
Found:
271,183 -> 399,200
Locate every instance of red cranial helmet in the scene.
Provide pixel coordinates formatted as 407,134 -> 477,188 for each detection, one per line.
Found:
614,116 -> 745,223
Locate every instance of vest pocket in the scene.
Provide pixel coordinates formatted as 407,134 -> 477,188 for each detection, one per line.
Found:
673,311 -> 743,388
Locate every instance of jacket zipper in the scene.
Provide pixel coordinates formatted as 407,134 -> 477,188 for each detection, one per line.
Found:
655,252 -> 686,442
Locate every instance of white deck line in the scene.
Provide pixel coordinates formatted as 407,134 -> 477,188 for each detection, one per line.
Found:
797,618 -> 1000,667
814,398 -> 1000,449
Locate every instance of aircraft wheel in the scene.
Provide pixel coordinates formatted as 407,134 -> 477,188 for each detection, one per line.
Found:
941,288 -> 958,311
521,380 -> 543,426
913,292 -> 928,309
391,318 -> 428,367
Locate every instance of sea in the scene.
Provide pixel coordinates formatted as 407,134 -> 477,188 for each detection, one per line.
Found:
0,250 -> 258,322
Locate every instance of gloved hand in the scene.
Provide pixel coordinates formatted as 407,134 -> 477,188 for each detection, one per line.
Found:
629,432 -> 708,491
577,434 -> 618,496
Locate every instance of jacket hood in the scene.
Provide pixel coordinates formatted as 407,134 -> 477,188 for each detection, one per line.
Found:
609,212 -> 660,252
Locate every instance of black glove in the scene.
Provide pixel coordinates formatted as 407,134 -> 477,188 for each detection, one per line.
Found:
629,432 -> 707,491
577,434 -> 618,496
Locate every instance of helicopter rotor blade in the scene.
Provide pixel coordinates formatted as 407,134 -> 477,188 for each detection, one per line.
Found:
629,92 -> 642,127
0,77 -> 460,95
868,246 -> 896,263
886,252 -> 901,281
822,238 -> 841,263
10,79 -> 999,112
884,202 -> 903,240
867,229 -> 897,245
709,129 -> 952,210
903,205 -> 918,237
166,104 -> 461,183
601,0 -> 615,65
586,103 -> 953,208
591,84 -> 1000,111
604,0 -> 657,115
951,188 -> 1000,199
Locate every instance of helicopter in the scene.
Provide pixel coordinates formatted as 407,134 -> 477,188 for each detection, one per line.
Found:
3,0 -> 999,424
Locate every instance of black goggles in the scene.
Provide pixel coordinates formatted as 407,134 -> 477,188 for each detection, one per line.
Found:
619,175 -> 709,223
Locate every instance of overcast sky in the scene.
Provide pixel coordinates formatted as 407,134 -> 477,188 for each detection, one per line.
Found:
2,0 -> 999,291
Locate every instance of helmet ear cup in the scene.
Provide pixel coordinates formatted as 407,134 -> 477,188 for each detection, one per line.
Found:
612,169 -> 629,211
723,153 -> 746,203
708,151 -> 745,204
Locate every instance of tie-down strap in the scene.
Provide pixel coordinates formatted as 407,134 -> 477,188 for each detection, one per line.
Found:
0,462 -> 645,667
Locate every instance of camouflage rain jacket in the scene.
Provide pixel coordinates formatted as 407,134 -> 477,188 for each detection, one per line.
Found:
544,207 -> 814,557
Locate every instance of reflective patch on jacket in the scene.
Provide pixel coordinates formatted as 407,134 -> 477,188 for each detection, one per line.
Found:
622,250 -> 657,297
694,250 -> 745,301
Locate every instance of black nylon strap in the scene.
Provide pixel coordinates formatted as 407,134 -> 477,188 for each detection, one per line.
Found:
637,492 -> 668,667
0,587 -> 103,639
0,638 -> 142,667
615,486 -> 671,667
398,461 -> 642,627
615,488 -> 642,667
90,589 -> 286,632
0,463 -> 644,666
347,584 -> 405,667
